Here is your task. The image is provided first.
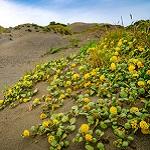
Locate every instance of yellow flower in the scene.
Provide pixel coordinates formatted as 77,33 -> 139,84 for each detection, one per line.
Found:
137,61 -> 144,68
59,94 -> 65,99
85,134 -> 93,142
80,124 -> 89,133
22,130 -> 30,137
130,119 -> 138,129
66,88 -> 72,94
72,73 -> 80,80
45,96 -> 52,102
42,120 -> 51,127
33,98 -> 40,105
146,70 -> 150,75
83,98 -> 91,103
139,121 -> 149,129
117,39 -> 123,47
82,105 -> 91,111
110,56 -> 118,62
110,106 -> 117,115
137,46 -> 144,52
65,81 -> 72,86
56,69 -> 61,74
71,63 -> 76,67
114,51 -> 119,56
147,80 -> 150,85
40,113 -> 47,120
84,73 -> 90,80
141,129 -> 150,134
138,81 -> 145,87
84,81 -> 91,88
100,75 -> 105,82
130,107 -> 139,113
115,47 -> 121,51
132,73 -> 139,78
123,40 -> 128,43
128,64 -> 135,73
48,135 -> 55,143
90,70 -> 97,76
110,63 -> 116,71
0,100 -> 4,105
103,45 -> 107,49
53,119 -> 59,125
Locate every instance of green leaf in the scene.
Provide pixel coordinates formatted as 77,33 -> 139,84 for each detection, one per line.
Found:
51,140 -> 57,147
122,141 -> 129,147
62,116 -> 69,123
67,125 -> 76,131
69,117 -> 76,125
100,121 -> 108,129
97,142 -> 105,150
87,116 -> 94,124
85,145 -> 94,150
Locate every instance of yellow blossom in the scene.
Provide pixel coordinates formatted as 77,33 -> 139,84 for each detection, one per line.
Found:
110,63 -> 116,71
138,81 -> 145,87
146,70 -> 150,75
137,61 -> 144,68
40,113 -> 47,120
42,120 -> 51,127
114,51 -> 119,56
80,124 -> 89,133
84,81 -> 91,88
139,121 -> 149,129
130,107 -> 139,113
0,100 -> 4,105
115,47 -> 121,51
130,119 -> 138,129
147,80 -> 150,85
45,96 -> 52,102
82,105 -> 91,111
84,73 -> 90,80
72,73 -> 80,80
83,98 -> 91,103
100,75 -> 105,82
48,135 -> 55,143
123,40 -> 128,43
117,39 -> 123,47
132,73 -> 139,78
71,63 -> 76,67
66,88 -> 72,94
53,119 -> 59,125
128,64 -> 135,73
33,98 -> 40,105
85,134 -> 93,141
22,130 -> 30,137
141,129 -> 150,134
56,69 -> 61,74
65,81 -> 72,86
110,56 -> 118,62
129,58 -> 138,64
59,94 -> 65,99
110,106 -> 117,115
90,70 -> 97,76
137,46 -> 144,52
103,45 -> 107,49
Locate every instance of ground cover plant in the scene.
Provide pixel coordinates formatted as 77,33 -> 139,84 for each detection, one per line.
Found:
0,20 -> 150,150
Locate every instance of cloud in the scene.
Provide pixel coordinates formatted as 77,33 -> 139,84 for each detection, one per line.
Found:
0,0 -> 60,27
0,0 -> 149,27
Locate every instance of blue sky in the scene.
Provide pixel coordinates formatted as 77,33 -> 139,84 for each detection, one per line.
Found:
0,0 -> 150,27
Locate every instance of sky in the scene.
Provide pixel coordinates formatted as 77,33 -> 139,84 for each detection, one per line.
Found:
0,0 -> 150,27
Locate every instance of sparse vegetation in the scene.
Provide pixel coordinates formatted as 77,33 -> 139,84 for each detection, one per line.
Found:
44,23 -> 72,35
0,26 -> 7,33
0,20 -> 150,150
